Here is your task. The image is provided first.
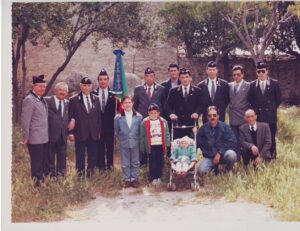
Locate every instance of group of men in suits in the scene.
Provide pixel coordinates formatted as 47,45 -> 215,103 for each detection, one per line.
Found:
21,59 -> 281,186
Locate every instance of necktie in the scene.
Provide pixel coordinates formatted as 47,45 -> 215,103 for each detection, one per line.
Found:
184,87 -> 188,100
261,81 -> 265,94
234,83 -> 238,95
211,80 -> 216,101
101,90 -> 106,112
251,126 -> 254,131
58,100 -> 62,118
147,87 -> 151,100
86,95 -> 91,113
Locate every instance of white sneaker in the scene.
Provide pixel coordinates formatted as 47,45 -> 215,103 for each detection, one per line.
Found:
152,179 -> 157,186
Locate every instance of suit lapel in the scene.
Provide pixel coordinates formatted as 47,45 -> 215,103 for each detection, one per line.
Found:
78,92 -> 89,114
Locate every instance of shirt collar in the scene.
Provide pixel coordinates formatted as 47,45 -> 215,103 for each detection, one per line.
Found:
182,84 -> 191,91
124,110 -> 133,115
249,122 -> 257,131
99,87 -> 108,92
235,79 -> 243,86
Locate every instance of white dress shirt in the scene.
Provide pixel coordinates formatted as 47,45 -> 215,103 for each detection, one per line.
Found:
171,80 -> 179,89
145,84 -> 154,96
234,79 -> 243,92
208,78 -> 217,97
249,122 -> 257,131
182,84 -> 191,96
98,88 -> 109,107
125,110 -> 133,128
260,80 -> 266,92
82,93 -> 92,112
54,95 -> 64,117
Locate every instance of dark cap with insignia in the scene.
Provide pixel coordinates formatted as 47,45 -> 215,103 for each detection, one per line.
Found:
256,61 -> 267,69
32,75 -> 46,84
179,68 -> 190,76
98,69 -> 108,76
144,67 -> 155,75
81,77 -> 92,84
168,63 -> 179,70
148,103 -> 160,112
207,61 -> 217,68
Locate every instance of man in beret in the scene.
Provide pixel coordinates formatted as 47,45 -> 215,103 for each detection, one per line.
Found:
92,69 -> 117,171
165,68 -> 202,139
21,75 -> 48,186
68,77 -> 102,177
44,82 -> 69,178
248,61 -> 282,159
133,67 -> 166,166
198,61 -> 230,124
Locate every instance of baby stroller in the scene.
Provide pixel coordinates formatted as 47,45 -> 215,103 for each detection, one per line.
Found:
167,121 -> 200,191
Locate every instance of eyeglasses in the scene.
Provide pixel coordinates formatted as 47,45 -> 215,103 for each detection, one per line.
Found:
257,70 -> 266,74
208,114 -> 217,118
233,73 -> 242,77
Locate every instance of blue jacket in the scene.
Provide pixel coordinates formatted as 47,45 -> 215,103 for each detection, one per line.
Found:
114,110 -> 143,149
196,121 -> 236,159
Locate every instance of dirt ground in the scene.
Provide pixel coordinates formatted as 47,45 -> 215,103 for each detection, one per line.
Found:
63,186 -> 300,231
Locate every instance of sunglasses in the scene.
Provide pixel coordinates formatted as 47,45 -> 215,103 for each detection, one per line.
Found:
208,114 -> 217,118
233,73 -> 242,77
256,70 -> 266,74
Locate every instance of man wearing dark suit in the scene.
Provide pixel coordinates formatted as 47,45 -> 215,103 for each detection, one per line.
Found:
68,77 -> 102,177
228,65 -> 250,160
165,68 -> 201,139
198,61 -> 229,124
133,67 -> 166,118
161,63 -> 181,99
21,75 -> 48,186
133,67 -> 166,165
91,69 -> 117,171
248,61 -> 281,159
44,82 -> 69,177
239,109 -> 272,167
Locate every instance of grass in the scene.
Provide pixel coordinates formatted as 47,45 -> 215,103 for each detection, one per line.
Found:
11,107 -> 300,221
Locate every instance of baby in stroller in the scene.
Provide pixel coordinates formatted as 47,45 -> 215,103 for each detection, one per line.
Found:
170,136 -> 197,177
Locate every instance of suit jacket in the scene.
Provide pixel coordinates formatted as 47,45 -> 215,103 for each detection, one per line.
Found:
248,78 -> 282,123
133,83 -> 166,118
69,92 -> 102,141
161,79 -> 181,99
239,122 -> 272,159
165,85 -> 202,126
198,77 -> 229,123
114,110 -> 143,148
228,80 -> 250,126
91,88 -> 117,136
44,96 -> 69,143
21,91 -> 49,144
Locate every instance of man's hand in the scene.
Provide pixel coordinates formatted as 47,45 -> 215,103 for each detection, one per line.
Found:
68,119 -> 75,131
170,114 -> 178,120
68,135 -> 75,142
20,139 -> 28,145
254,156 -> 262,166
251,146 -> 259,156
192,126 -> 198,134
213,153 -> 221,165
191,113 -> 199,120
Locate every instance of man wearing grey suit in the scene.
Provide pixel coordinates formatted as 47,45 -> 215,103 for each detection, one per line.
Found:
133,67 -> 166,165
44,82 -> 69,177
228,65 -> 250,159
21,75 -> 48,186
239,109 -> 272,167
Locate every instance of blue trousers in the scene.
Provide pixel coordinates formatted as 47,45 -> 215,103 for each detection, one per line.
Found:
120,147 -> 140,182
199,149 -> 237,174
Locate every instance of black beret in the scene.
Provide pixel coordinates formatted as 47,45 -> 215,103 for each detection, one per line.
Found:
32,75 -> 46,84
207,61 -> 217,68
148,103 -> 160,112
168,63 -> 179,70
144,67 -> 155,75
81,77 -> 92,84
179,68 -> 190,76
98,69 -> 108,76
256,61 -> 267,69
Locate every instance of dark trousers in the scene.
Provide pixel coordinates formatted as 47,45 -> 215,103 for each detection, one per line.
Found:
241,148 -> 257,166
230,124 -> 242,161
97,132 -> 114,170
46,136 -> 67,177
75,137 -> 98,177
27,143 -> 48,186
149,145 -> 164,181
268,123 -> 277,159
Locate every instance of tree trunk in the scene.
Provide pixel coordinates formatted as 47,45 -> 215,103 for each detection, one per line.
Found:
21,42 -> 27,102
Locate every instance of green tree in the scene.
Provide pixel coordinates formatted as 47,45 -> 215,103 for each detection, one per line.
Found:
159,2 -> 241,79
